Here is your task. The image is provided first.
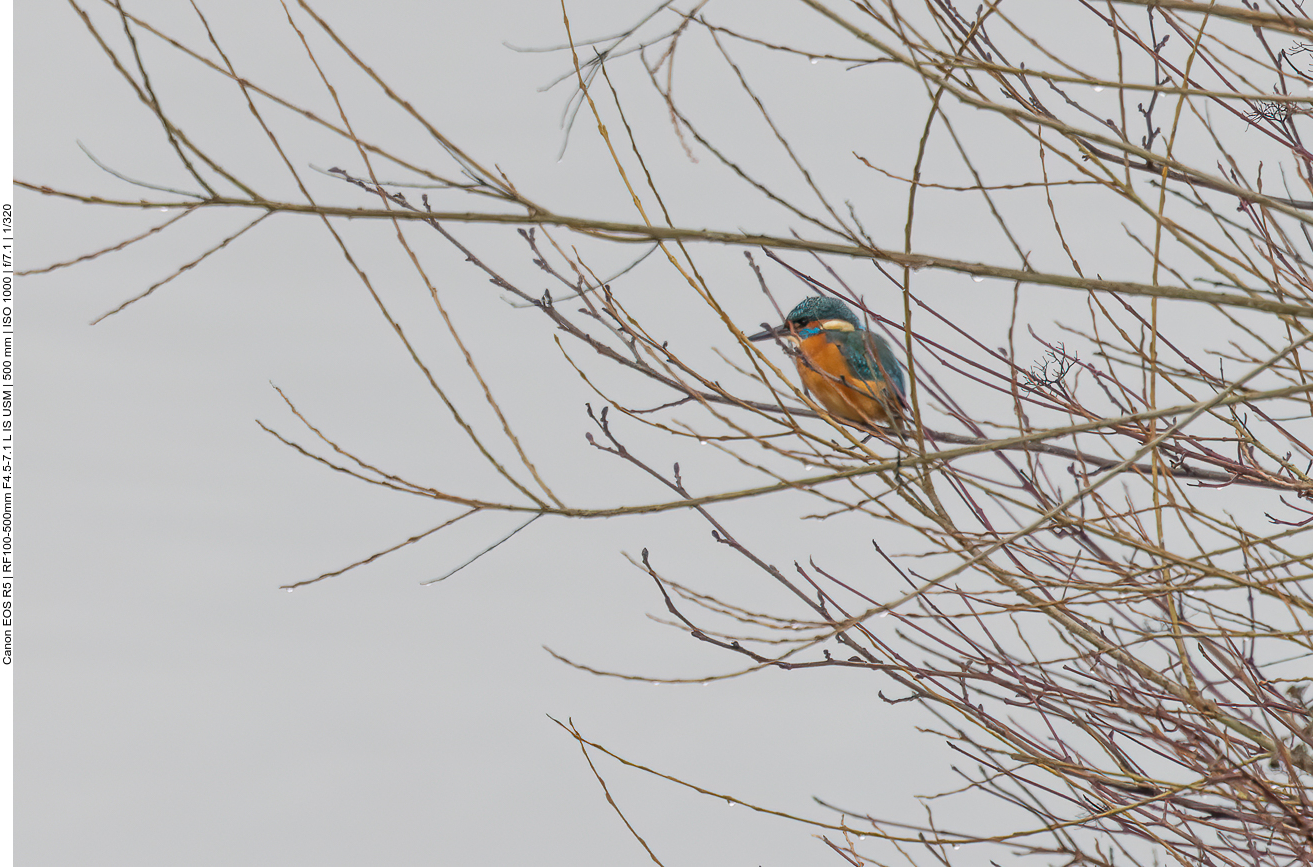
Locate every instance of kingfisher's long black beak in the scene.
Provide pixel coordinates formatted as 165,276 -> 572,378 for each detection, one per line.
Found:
747,323 -> 782,342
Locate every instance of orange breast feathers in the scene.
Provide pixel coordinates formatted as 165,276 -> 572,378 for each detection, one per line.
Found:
793,333 -> 898,425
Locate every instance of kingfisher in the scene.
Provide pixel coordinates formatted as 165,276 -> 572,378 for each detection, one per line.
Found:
748,296 -> 908,430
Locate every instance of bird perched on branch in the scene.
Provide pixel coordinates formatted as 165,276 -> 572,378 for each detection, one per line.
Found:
749,296 -> 908,430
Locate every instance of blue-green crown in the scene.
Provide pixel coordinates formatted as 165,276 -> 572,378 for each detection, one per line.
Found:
785,296 -> 862,329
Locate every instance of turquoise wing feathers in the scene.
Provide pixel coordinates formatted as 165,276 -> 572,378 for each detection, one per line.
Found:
839,330 -> 907,398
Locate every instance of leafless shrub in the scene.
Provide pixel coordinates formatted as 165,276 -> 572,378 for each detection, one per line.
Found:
23,1 -> 1313,863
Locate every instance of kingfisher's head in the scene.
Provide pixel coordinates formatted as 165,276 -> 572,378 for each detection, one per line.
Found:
748,296 -> 862,345
782,297 -> 861,331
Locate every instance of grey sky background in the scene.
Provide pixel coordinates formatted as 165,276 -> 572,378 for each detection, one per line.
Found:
17,1 -> 1221,864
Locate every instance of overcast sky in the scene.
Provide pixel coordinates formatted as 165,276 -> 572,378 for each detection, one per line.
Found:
16,1 -> 1162,864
